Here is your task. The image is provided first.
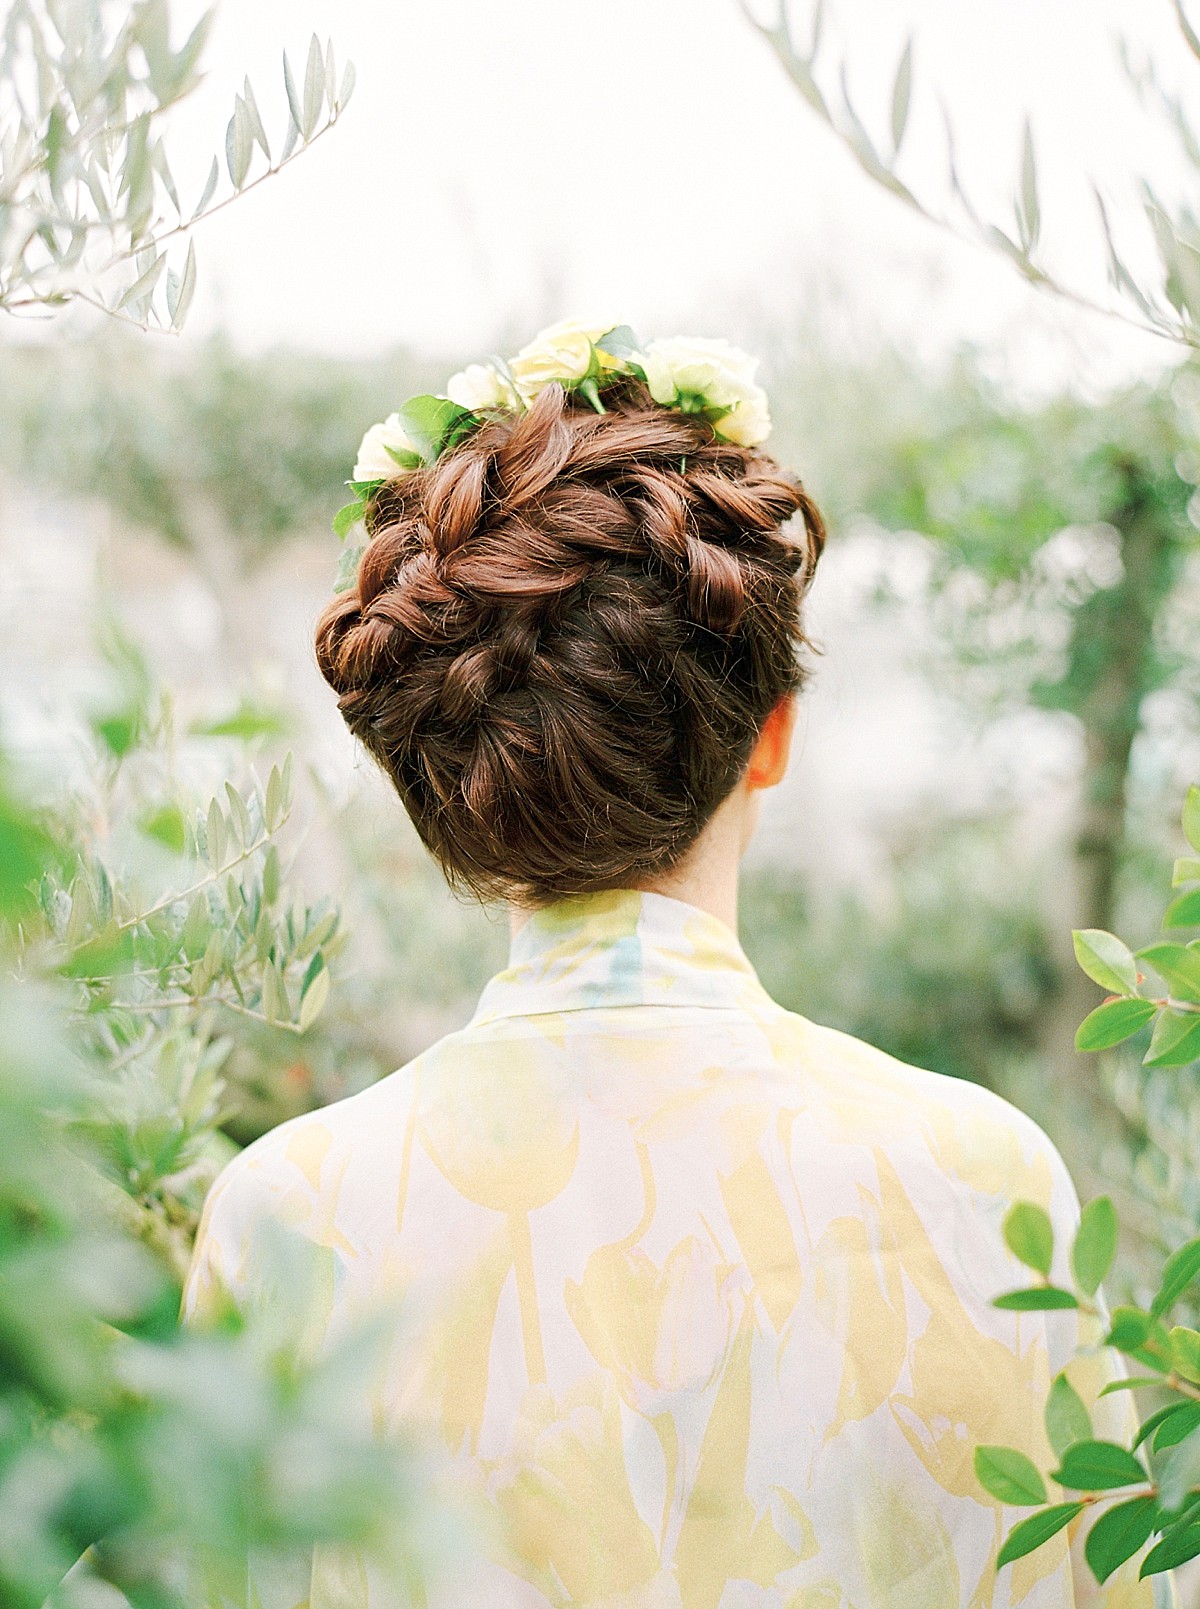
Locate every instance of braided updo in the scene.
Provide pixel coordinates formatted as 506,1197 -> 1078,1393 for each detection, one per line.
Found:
314,378 -> 825,905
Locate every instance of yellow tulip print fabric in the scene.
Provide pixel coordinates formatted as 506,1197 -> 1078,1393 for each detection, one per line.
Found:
184,890 -> 1159,1609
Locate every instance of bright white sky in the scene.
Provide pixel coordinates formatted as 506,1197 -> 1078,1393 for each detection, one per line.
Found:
160,0 -> 1193,386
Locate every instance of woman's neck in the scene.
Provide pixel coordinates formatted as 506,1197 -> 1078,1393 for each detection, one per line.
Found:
508,782 -> 753,940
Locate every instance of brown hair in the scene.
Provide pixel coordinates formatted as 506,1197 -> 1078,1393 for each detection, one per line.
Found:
314,378 -> 825,904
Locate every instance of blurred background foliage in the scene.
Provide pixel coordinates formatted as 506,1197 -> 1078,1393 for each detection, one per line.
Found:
6,316 -> 1198,1262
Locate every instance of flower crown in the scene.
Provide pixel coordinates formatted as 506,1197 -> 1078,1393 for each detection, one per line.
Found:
332,319 -> 773,558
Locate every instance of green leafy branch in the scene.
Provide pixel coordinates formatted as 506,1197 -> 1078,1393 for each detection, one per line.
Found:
1073,786 -> 1200,1067
975,783 -> 1200,1584
741,0 -> 1200,350
978,1198 -> 1200,1580
38,753 -> 342,1044
0,3 -> 354,328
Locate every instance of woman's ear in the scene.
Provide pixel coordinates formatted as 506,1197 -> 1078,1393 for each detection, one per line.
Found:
746,695 -> 798,791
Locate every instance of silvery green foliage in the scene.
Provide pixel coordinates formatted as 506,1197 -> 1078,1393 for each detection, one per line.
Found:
742,0 -> 1200,349
0,646 -> 430,1608
0,0 -> 353,326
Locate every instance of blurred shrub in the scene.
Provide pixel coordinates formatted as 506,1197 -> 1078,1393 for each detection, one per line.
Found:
0,334 -> 444,562
0,626 -> 430,1605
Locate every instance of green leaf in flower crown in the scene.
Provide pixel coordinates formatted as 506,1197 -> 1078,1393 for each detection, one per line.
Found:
1144,1008 -> 1200,1067
578,377 -> 605,414
975,1446 -> 1047,1506
1075,997 -> 1156,1052
1053,1439 -> 1147,1492
1174,857 -> 1200,887
595,325 -> 641,361
396,395 -> 479,464
1045,1371 -> 1092,1459
333,540 -> 365,595
1084,1495 -> 1159,1583
1136,942 -> 1200,1001
994,1286 -> 1079,1310
1072,928 -> 1139,995
348,478 -> 383,497
332,499 -> 366,540
1071,1195 -> 1117,1296
1151,1236 -> 1200,1319
385,445 -> 424,470
997,1502 -> 1084,1567
1163,887 -> 1200,928
1003,1201 -> 1054,1276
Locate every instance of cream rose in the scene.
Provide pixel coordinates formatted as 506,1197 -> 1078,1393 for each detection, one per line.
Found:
639,335 -> 771,446
445,363 -> 517,413
352,412 -> 419,481
509,317 -> 625,400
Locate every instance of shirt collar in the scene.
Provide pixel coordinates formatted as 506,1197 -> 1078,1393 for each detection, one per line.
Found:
469,889 -> 775,1024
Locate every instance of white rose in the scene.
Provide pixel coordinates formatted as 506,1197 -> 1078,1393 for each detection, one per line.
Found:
509,317 -> 625,400
638,335 -> 771,446
352,412 -> 419,481
713,390 -> 772,447
445,363 -> 517,413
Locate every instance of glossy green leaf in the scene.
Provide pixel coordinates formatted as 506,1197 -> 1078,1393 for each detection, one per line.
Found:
1100,1376 -> 1169,1396
1072,1195 -> 1117,1295
1135,1400 -> 1199,1451
975,1446 -> 1047,1506
1170,1325 -> 1200,1384
595,325 -> 641,361
1164,888 -> 1200,928
1085,1495 -> 1159,1583
1004,1201 -> 1054,1276
1144,1008 -> 1200,1067
333,539 -> 365,594
1108,1307 -> 1153,1350
994,1286 -> 1079,1311
1073,928 -> 1138,995
996,1503 -> 1083,1567
1075,997 -> 1155,1052
1174,856 -> 1200,887
1151,1401 -> 1200,1453
1141,1520 -> 1200,1576
1045,1372 -> 1092,1459
1053,1439 -> 1147,1492
332,499 -> 366,540
1137,942 -> 1200,1002
396,394 -> 477,464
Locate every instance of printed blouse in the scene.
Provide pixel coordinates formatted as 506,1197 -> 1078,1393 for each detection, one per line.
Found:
185,889 -> 1157,1609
